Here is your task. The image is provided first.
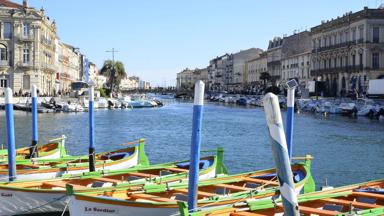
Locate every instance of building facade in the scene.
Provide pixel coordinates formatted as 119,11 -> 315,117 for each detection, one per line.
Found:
207,54 -> 232,92
246,52 -> 268,91
311,7 -> 384,96
0,0 -> 92,96
177,67 -> 208,90
281,31 -> 312,87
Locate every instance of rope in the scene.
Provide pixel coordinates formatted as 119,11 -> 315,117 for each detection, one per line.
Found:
11,194 -> 68,215
60,198 -> 70,216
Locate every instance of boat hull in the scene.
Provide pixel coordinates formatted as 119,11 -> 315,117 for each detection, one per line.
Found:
0,188 -> 69,216
0,151 -> 139,182
69,197 -> 177,216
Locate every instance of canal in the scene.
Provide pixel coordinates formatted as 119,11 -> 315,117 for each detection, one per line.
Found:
0,99 -> 383,190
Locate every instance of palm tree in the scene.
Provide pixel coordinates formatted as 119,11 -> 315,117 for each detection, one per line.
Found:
100,60 -> 127,94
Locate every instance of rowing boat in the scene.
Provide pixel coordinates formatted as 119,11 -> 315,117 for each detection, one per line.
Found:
68,156 -> 315,216
0,141 -> 149,181
179,179 -> 384,216
0,135 -> 68,162
0,148 -> 226,215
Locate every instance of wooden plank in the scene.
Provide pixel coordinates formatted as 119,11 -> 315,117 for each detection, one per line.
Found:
165,167 -> 188,173
173,188 -> 217,198
43,181 -> 87,190
299,205 -> 340,216
214,183 -> 249,191
128,172 -> 157,178
322,198 -> 383,209
230,212 -> 265,216
242,177 -> 279,186
129,193 -> 174,202
91,177 -> 122,184
353,192 -> 384,200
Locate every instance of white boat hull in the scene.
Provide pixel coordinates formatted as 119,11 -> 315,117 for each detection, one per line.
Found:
69,197 -> 177,216
0,151 -> 139,182
0,188 -> 69,216
37,148 -> 61,160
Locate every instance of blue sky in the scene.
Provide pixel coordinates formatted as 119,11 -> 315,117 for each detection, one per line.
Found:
26,0 -> 379,86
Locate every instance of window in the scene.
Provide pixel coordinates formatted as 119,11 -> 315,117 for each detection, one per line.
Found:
373,27 -> 380,43
0,44 -> 7,61
334,58 -> 337,68
339,32 -> 343,43
23,75 -> 30,90
345,56 -> 349,66
352,29 -> 356,41
359,53 -> 363,66
328,59 -> 331,68
0,79 -> 7,87
340,57 -> 343,67
23,23 -> 30,37
333,35 -> 337,44
359,26 -> 364,40
352,54 -> 356,66
23,44 -> 30,63
372,53 -> 379,69
4,22 -> 12,39
345,31 -> 349,42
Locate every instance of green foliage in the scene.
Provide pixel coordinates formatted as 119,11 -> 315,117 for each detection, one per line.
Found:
100,60 -> 127,93
98,88 -> 108,97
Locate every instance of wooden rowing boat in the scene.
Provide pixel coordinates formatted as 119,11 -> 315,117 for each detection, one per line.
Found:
179,179 -> 384,216
0,141 -> 149,182
0,135 -> 68,161
67,157 -> 315,216
0,149 -> 226,215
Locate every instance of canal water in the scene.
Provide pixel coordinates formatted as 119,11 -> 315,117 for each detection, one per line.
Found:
0,99 -> 383,189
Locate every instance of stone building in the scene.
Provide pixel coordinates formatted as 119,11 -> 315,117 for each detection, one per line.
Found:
176,67 -> 208,90
266,37 -> 283,84
231,48 -> 263,92
58,43 -> 82,93
0,0 -> 62,95
207,54 -> 231,92
281,31 -> 312,87
311,7 -> 384,96
246,52 -> 268,91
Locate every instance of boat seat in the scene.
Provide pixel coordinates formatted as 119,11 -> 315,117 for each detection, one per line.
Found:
127,176 -> 142,181
159,170 -> 173,176
356,197 -> 377,204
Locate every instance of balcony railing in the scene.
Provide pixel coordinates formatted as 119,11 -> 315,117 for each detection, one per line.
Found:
0,60 -> 9,67
17,62 -> 34,68
41,63 -> 58,72
18,34 -> 34,41
310,65 -> 364,76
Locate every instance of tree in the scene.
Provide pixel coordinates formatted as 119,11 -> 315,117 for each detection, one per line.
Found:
259,72 -> 270,88
100,60 -> 126,94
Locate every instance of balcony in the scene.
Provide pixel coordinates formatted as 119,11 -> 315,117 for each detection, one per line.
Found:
41,63 -> 58,72
17,62 -> 34,69
310,65 -> 364,76
0,60 -> 9,68
18,34 -> 35,42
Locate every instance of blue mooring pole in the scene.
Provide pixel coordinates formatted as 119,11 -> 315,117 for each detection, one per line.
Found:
285,79 -> 297,159
5,88 -> 16,182
187,80 -> 205,212
263,93 -> 299,216
88,85 -> 96,172
30,85 -> 38,158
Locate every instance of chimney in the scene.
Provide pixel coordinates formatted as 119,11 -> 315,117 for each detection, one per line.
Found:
23,0 -> 28,8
